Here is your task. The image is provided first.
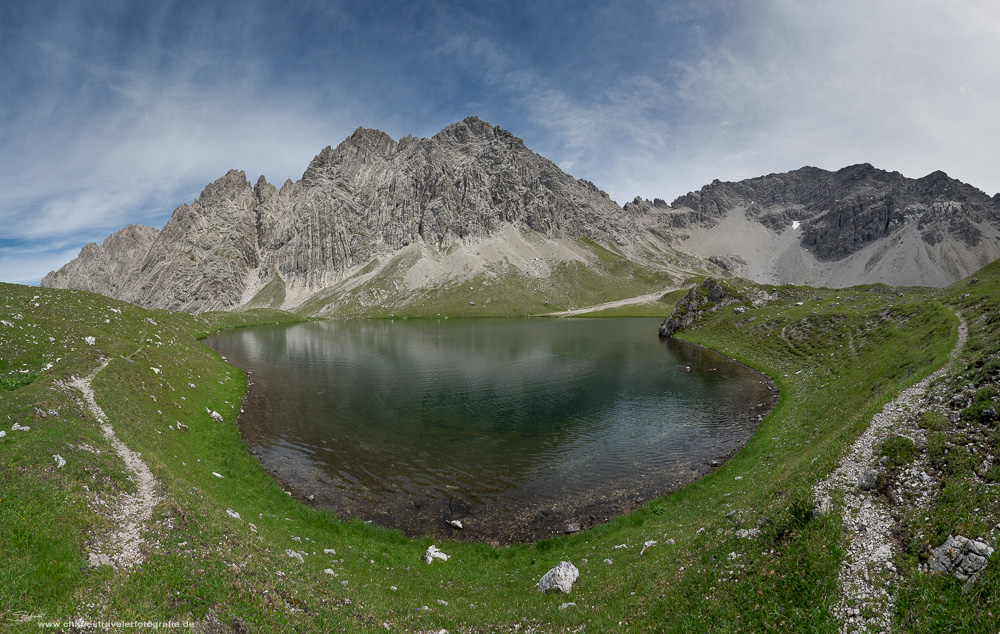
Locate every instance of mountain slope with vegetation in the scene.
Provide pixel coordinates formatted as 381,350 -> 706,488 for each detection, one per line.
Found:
5,257 -> 998,630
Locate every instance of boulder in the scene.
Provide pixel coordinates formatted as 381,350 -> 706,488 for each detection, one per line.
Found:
536,561 -> 579,593
857,468 -> 878,490
929,535 -> 994,587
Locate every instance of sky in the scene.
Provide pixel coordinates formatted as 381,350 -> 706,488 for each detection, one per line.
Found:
2,0 -> 999,285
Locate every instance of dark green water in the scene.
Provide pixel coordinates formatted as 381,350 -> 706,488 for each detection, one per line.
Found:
205,318 -> 775,542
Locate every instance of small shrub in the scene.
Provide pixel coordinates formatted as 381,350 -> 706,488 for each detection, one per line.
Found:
0,373 -> 37,391
927,432 -> 948,469
880,435 -> 917,471
918,410 -> 948,433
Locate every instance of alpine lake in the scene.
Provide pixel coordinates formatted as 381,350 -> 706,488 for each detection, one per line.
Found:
205,318 -> 776,543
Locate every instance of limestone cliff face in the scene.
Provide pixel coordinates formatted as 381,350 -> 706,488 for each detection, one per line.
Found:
628,164 -> 1000,287
41,225 -> 160,297
42,117 -> 644,312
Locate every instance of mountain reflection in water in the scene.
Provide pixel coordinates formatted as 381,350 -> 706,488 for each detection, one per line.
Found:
205,318 -> 775,542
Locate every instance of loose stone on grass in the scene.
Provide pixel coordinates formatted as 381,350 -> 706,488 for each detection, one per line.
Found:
537,561 -> 579,593
424,545 -> 449,564
929,535 -> 995,588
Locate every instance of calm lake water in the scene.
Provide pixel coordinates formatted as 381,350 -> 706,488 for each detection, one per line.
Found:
205,318 -> 775,542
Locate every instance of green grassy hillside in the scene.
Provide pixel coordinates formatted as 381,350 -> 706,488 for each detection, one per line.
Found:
1,260 -> 997,631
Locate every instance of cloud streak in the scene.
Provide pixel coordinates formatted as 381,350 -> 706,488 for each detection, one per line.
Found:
2,0 -> 997,285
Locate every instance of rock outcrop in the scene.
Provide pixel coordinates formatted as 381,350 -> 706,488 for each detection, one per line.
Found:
929,535 -> 994,588
658,278 -> 730,338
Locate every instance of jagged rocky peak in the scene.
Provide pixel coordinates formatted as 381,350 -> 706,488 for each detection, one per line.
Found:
41,116 -> 649,313
623,196 -> 670,215
253,174 -> 277,204
40,224 -> 160,297
434,116 -> 516,145
302,127 -> 401,185
193,169 -> 255,208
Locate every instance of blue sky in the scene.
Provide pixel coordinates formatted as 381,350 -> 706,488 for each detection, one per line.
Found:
2,0 -> 999,285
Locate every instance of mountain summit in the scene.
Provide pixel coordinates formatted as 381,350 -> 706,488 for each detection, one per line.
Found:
42,119 -> 1000,310
42,118 -> 680,314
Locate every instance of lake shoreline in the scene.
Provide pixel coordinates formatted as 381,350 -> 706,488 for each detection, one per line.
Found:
226,318 -> 779,544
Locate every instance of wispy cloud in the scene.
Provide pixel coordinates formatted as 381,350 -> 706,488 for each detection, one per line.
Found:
435,0 -> 1000,203
664,0 -> 1000,194
2,0 -> 997,285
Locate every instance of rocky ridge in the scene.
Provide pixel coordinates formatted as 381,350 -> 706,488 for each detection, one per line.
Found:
42,121 -> 1000,307
42,118 -> 674,313
627,164 -> 1000,288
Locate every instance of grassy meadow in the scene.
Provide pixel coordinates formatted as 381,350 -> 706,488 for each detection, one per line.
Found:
2,260 -> 998,631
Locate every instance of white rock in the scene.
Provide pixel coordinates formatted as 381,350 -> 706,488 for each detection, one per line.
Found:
11,423 -> 30,432
424,545 -> 449,564
324,568 -> 337,576
640,540 -> 657,555
212,472 -> 224,478
560,602 -> 577,610
210,411 -> 224,422
0,430 -> 6,439
151,367 -> 161,374
54,454 -> 66,468
84,336 -> 96,346
324,548 -> 336,555
226,509 -> 241,519
537,561 -> 579,593
285,549 -> 304,563
612,543 -> 628,550
448,519 -> 463,529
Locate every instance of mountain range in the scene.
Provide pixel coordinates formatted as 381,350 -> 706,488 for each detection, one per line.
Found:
41,117 -> 1000,312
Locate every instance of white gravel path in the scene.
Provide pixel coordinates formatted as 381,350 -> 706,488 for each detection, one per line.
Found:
814,312 -> 967,632
543,287 -> 677,316
65,359 -> 161,570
